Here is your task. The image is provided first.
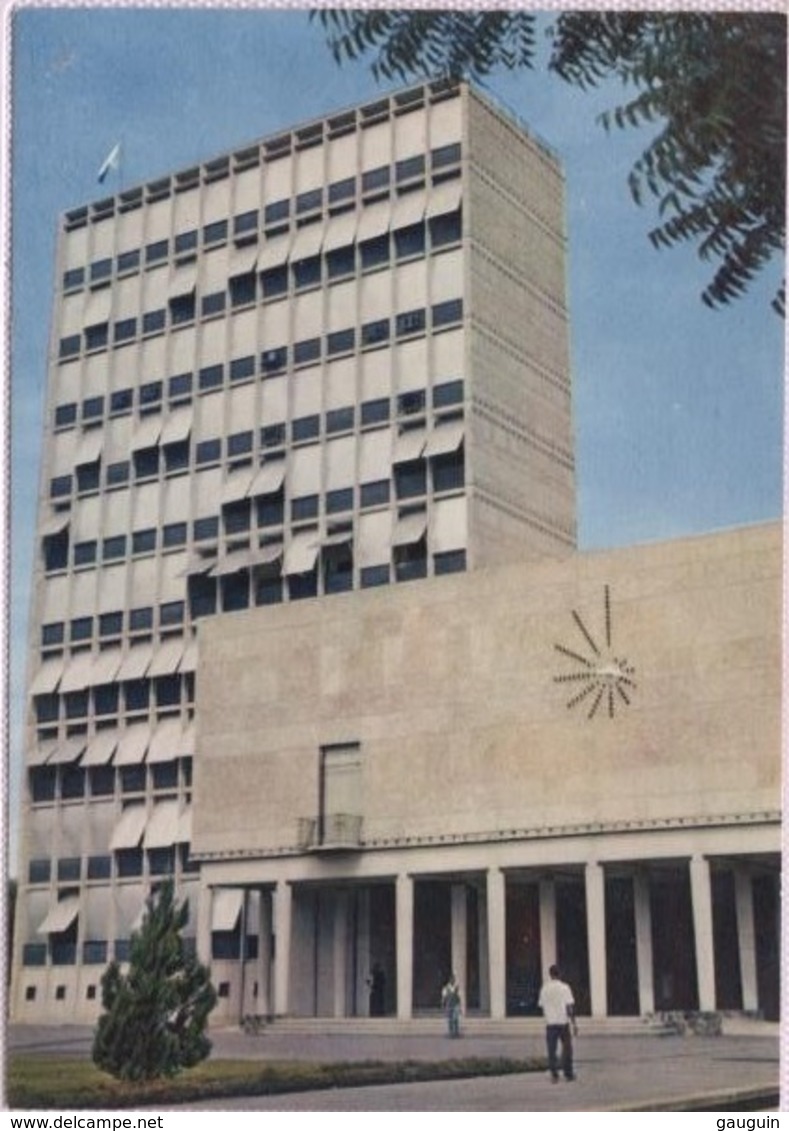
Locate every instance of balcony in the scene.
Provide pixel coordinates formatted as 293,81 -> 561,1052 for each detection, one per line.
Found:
297,813 -> 363,853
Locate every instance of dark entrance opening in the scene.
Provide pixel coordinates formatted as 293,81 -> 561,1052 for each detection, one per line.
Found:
505,880 -> 541,1015
753,872 -> 780,1021
711,869 -> 743,1010
605,875 -> 639,1015
412,881 -> 451,1010
650,865 -> 698,1011
368,884 -> 396,1016
556,877 -> 590,1015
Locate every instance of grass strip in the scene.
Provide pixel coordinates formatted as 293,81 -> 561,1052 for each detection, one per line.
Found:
9,1054 -> 547,1110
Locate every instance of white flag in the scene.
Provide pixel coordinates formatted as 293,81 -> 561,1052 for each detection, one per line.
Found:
97,143 -> 121,184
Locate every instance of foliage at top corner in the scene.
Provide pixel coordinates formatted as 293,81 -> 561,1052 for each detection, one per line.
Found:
312,9 -> 786,315
92,879 -> 217,1083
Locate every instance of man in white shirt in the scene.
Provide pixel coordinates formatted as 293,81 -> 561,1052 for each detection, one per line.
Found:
537,964 -> 578,1082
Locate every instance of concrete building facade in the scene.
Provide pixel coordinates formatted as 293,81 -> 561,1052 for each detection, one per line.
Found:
13,80 -> 577,1022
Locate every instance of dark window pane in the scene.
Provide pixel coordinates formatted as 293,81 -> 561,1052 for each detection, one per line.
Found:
257,492 -> 284,528
432,142 -> 461,168
362,166 -> 390,193
202,290 -> 226,317
106,461 -> 130,486
174,229 -> 198,254
396,155 -> 425,181
360,480 -> 390,508
57,857 -> 81,882
261,266 -> 288,298
110,388 -> 134,414
398,390 -> 426,415
155,675 -> 181,706
264,199 -> 289,225
99,611 -> 123,637
328,177 -> 355,203
146,239 -> 169,264
116,848 -> 143,878
256,576 -> 283,605
89,767 -> 115,797
90,257 -> 112,282
394,223 -> 425,259
42,622 -> 65,646
293,256 -> 321,289
326,487 -> 353,514
114,318 -> 136,343
151,761 -> 178,790
85,323 -> 108,351
228,430 -> 253,456
63,267 -> 85,290
432,298 -> 463,327
261,346 -> 287,373
196,438 -> 221,464
132,529 -> 156,555
49,475 -> 72,500
55,403 -> 78,428
221,573 -> 249,612
289,571 -> 317,600
35,695 -> 59,724
434,549 -> 467,575
199,364 -> 223,390
194,515 -> 219,541
430,210 -> 462,248
361,319 -> 390,347
64,690 -> 88,719
124,679 -> 149,712
327,246 -> 355,278
230,273 -> 256,307
61,766 -> 86,798
203,220 -> 228,244
82,396 -> 104,420
261,422 -> 286,448
293,338 -> 320,366
143,309 -> 166,335
230,355 -> 255,382
71,616 -> 93,641
163,522 -> 187,548
164,440 -> 189,472
140,380 -> 163,406
327,329 -> 354,356
292,415 -> 319,442
169,372 -> 193,399
29,859 -> 51,884
234,209 -> 258,234
103,535 -> 126,561
30,766 -> 57,802
360,235 -> 389,270
223,501 -> 250,534
160,601 -> 184,626
117,249 -> 141,273
296,188 -> 322,214
59,335 -> 81,360
433,379 -> 464,408
326,406 -> 354,433
291,495 -> 318,522
395,460 -> 427,499
74,541 -> 97,566
396,309 -> 426,337
76,463 -> 101,493
129,607 -> 153,631
170,294 -> 195,324
432,449 -> 465,492
361,398 -> 390,425
93,680 -> 119,714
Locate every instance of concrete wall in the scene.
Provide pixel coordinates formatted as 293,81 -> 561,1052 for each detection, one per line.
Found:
193,522 -> 780,859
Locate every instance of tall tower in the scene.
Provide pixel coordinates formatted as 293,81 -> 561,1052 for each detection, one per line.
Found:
12,79 -> 573,1021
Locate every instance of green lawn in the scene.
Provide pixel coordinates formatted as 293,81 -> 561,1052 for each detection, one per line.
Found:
8,1054 -> 545,1109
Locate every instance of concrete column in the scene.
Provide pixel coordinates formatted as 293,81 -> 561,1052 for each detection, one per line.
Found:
395,873 -> 413,1020
333,890 -> 349,1017
196,881 -> 213,968
486,868 -> 506,1019
734,868 -> 758,1012
539,878 -> 557,984
689,856 -> 716,1011
257,889 -> 272,1017
273,881 -> 292,1017
633,871 -> 654,1015
585,861 -> 608,1017
450,883 -> 468,1003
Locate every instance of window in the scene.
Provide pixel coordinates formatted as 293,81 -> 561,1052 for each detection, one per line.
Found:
143,309 -> 166,335
289,571 -> 317,601
430,210 -> 462,248
35,695 -> 59,724
23,944 -> 47,967
229,355 -> 255,383
129,606 -> 153,632
160,601 -> 184,627
261,266 -> 288,299
163,522 -> 187,548
292,415 -> 320,442
114,317 -> 137,343
196,438 -> 221,465
89,766 -> 115,796
261,422 -> 286,448
55,403 -> 77,428
199,364 -> 223,391
194,515 -> 219,541
326,406 -> 354,433
326,487 -> 353,514
29,858 -> 51,883
117,249 -> 141,273
106,461 -> 130,487
82,395 -> 104,420
432,448 -> 465,492
327,245 -> 355,279
61,766 -> 86,798
146,239 -> 169,265
103,535 -> 126,561
223,501 -> 250,535
42,622 -> 65,646
296,188 -> 322,214
124,680 -> 149,713
264,199 -> 289,225
85,323 -> 109,351
396,309 -> 426,338
257,490 -> 284,528
63,267 -> 85,290
360,480 -> 390,508
221,573 -> 249,613
361,398 -> 390,425
59,335 -> 81,360
362,166 -> 390,193
94,683 -> 119,715
203,219 -> 228,245
234,209 -> 258,236
323,545 -> 353,594
189,573 -> 216,619
360,235 -> 389,270
256,575 -> 282,605
433,379 -> 464,408
432,142 -> 461,169
164,441 -> 189,472
294,338 -> 320,366
328,177 -> 355,203
74,540 -> 97,566
76,462 -> 101,494
361,319 -> 390,347
140,380 -> 163,407
132,528 -> 157,555
174,229 -> 198,255
110,388 -> 134,414
395,460 -> 427,499
90,257 -> 112,283
170,293 -> 196,324
202,290 -> 226,317
49,475 -> 72,500
134,448 -> 159,479
434,549 -> 466,575
116,849 -> 143,878
83,941 -> 109,966
399,392 -> 426,417
291,495 -> 319,522
394,535 -> 427,582
70,616 -> 92,642
169,372 -> 193,400
230,272 -> 256,307
98,611 -> 123,639
87,853 -> 112,879
293,256 -> 321,290
396,154 -> 425,182
394,223 -> 425,259
432,298 -> 463,328
327,328 -> 354,356
151,761 -> 178,790
57,857 -> 82,882
261,346 -> 287,374
148,847 -> 175,876
228,430 -> 253,457
30,766 -> 57,803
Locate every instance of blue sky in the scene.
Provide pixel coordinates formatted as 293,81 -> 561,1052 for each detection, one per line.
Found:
7,7 -> 785,867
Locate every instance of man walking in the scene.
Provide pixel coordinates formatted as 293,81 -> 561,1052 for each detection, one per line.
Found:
538,964 -> 578,1082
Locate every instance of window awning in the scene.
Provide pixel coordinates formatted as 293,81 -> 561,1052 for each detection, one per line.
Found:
143,800 -> 181,848
258,234 -> 291,270
250,461 -> 285,497
426,179 -> 462,219
211,888 -> 244,931
30,657 -> 66,696
147,717 -> 185,764
393,427 -> 427,464
47,737 -> 86,765
392,189 -> 427,230
357,201 -> 391,242
83,730 -> 118,767
358,511 -> 393,568
211,549 -> 254,576
433,495 -> 467,553
290,221 -> 325,261
37,895 -> 80,936
393,510 -> 427,547
90,647 -> 123,687
59,650 -> 96,693
41,512 -> 70,538
148,638 -> 184,678
178,807 -> 193,844
253,541 -> 284,567
180,640 -> 199,674
424,418 -> 464,458
114,725 -> 151,766
183,549 -> 217,577
168,262 -> 198,297
284,532 -> 320,576
323,209 -> 358,252
116,644 -> 154,682
75,429 -> 103,467
182,722 -> 196,757
28,739 -> 59,767
131,415 -> 163,452
221,469 -> 254,505
160,407 -> 193,446
229,243 -> 259,277
86,288 -> 112,323
109,804 -> 147,850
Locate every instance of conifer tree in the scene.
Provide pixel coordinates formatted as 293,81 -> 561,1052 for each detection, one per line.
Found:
92,879 -> 216,1081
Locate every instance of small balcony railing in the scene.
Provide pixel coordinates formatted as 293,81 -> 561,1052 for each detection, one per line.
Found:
297,813 -> 363,852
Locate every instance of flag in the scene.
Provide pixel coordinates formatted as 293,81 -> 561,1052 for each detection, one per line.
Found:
97,143 -> 121,184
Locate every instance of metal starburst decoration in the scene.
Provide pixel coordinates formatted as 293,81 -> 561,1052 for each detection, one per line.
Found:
553,585 -> 636,719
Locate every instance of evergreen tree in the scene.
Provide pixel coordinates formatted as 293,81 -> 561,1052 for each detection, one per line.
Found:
92,880 -> 217,1082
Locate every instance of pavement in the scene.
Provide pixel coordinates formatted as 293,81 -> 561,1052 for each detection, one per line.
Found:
7,1019 -> 782,1112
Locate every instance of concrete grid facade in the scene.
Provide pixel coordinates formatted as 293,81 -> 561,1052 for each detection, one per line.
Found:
13,80 -> 578,1022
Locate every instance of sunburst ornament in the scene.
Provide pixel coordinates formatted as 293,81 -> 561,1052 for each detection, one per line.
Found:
553,585 -> 636,719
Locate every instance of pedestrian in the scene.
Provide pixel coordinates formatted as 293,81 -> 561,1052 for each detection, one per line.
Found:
441,972 -> 462,1037
537,964 -> 578,1082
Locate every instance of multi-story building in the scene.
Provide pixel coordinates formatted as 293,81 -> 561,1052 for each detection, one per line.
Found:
12,80 -> 577,1021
